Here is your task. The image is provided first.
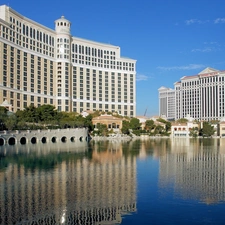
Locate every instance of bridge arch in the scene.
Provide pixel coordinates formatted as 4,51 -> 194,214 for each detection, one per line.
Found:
51,136 -> 57,143
8,137 -> 16,145
20,137 -> 27,145
0,137 -> 5,146
31,137 -> 37,144
41,137 -> 47,144
61,136 -> 67,143
70,136 -> 75,142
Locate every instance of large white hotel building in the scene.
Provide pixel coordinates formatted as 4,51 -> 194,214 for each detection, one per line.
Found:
158,86 -> 175,120
159,67 -> 225,121
0,5 -> 136,117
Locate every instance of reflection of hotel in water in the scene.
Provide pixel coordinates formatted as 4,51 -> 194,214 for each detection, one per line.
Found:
159,138 -> 225,204
0,142 -> 137,224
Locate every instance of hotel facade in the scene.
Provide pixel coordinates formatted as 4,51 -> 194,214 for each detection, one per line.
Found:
0,5 -> 136,117
159,67 -> 225,121
158,86 -> 175,120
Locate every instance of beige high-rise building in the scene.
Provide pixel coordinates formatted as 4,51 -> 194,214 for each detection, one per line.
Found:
158,86 -> 175,120
0,5 -> 136,117
158,67 -> 225,121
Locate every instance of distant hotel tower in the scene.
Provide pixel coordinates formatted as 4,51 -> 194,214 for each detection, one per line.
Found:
158,86 -> 175,120
159,67 -> 225,121
0,5 -> 136,116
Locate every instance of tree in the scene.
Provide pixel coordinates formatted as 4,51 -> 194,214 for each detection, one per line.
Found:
36,104 -> 57,122
94,123 -> 108,136
0,106 -> 8,130
154,125 -> 164,135
176,118 -> 188,123
17,120 -> 28,130
201,122 -> 215,137
4,114 -> 17,130
17,105 -> 38,123
0,106 -> 8,115
130,118 -> 141,130
157,118 -> 171,132
189,127 -> 199,138
83,114 -> 94,131
73,115 -> 85,127
145,119 -> 155,131
121,120 -> 130,134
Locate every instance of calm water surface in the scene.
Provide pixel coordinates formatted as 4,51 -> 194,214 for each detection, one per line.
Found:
1,138 -> 225,224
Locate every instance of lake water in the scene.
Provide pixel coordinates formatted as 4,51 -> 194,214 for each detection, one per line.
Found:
1,138 -> 225,225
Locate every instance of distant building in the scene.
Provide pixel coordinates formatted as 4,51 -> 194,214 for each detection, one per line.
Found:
92,114 -> 123,132
175,67 -> 225,121
170,121 -> 199,137
158,86 -> 175,120
218,120 -> 225,137
0,5 -> 136,116
159,67 -> 225,121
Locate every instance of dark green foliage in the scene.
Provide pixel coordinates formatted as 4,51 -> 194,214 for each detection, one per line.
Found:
157,118 -> 171,132
36,105 -> 57,122
176,118 -> 188,123
92,123 -> 108,136
121,120 -> 130,134
145,119 -> 155,131
84,114 -> 94,131
154,125 -> 164,135
189,127 -> 199,138
121,118 -> 141,135
0,106 -> 8,130
130,118 -> 141,130
200,122 -> 215,137
4,114 -> 17,130
3,104 -> 94,131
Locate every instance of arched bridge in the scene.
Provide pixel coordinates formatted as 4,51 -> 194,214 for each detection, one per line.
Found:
0,128 -> 89,146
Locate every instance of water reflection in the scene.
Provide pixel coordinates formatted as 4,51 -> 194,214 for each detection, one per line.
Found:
2,138 -> 225,224
158,138 -> 225,205
0,141 -> 137,224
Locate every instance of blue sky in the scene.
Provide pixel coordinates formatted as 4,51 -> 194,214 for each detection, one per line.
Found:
3,0 -> 225,117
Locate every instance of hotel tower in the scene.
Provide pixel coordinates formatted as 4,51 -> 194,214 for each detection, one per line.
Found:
0,5 -> 136,117
159,67 -> 225,121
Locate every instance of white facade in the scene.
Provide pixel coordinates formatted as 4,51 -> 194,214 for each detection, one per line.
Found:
158,86 -> 175,120
175,67 -> 225,121
0,5 -> 136,117
170,122 -> 199,137
159,67 -> 225,121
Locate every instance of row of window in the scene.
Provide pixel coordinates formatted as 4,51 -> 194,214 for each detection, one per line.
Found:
1,24 -> 55,57
182,76 -> 225,86
2,44 -> 54,96
71,44 -> 134,71
10,16 -> 55,46
2,90 -> 53,111
1,23 -> 135,71
71,44 -> 116,56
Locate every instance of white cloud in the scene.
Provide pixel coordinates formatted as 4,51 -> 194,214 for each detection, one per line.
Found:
157,64 -> 205,71
203,41 -> 217,45
185,19 -> 207,25
214,18 -> 225,24
136,74 -> 149,81
185,19 -> 198,25
191,47 -> 214,52
185,18 -> 225,25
